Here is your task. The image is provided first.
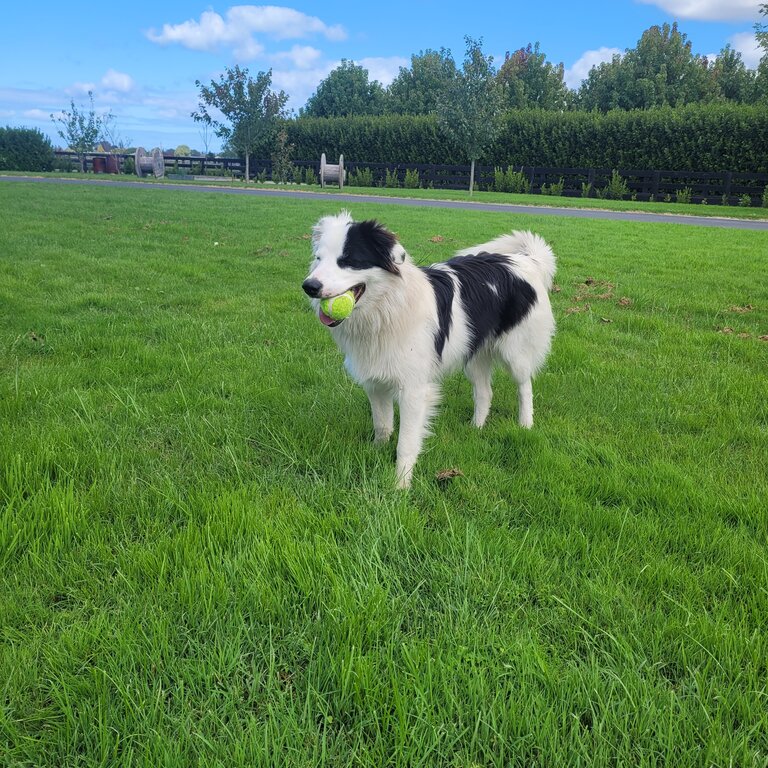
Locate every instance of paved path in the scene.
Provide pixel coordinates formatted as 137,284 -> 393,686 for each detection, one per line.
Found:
5,175 -> 768,231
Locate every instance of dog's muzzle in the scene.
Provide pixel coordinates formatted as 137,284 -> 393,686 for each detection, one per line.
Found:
302,278 -> 322,298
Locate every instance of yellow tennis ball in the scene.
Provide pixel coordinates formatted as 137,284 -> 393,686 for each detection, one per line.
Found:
320,290 -> 356,321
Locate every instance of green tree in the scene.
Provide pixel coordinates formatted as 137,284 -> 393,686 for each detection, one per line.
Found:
386,49 -> 457,114
496,43 -> 570,110
755,3 -> 768,56
192,65 -> 288,182
755,56 -> 768,102
0,127 -> 54,171
755,4 -> 768,102
302,60 -> 385,117
175,144 -> 191,156
578,23 -> 711,110
708,45 -> 755,103
436,37 -> 504,194
50,91 -> 105,172
101,113 -> 132,151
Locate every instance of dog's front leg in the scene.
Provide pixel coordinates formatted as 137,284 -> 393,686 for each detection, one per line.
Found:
364,381 -> 395,444
395,384 -> 436,489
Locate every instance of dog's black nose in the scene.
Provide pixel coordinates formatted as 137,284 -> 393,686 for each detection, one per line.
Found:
302,278 -> 322,297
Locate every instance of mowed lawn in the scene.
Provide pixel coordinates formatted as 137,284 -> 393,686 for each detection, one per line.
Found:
1,181 -> 767,767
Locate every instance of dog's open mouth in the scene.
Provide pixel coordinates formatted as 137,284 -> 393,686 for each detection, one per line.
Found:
319,284 -> 366,327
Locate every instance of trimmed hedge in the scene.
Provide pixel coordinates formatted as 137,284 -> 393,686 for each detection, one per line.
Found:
282,114 -> 447,165
493,105 -> 768,172
278,104 -> 768,173
0,126 -> 55,171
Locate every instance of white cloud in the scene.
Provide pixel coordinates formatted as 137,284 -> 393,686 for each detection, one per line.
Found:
226,6 -> 345,41
146,5 -> 346,61
270,45 -> 323,70
635,0 -> 759,22
101,69 -> 135,93
565,47 -> 622,89
67,82 -> 96,97
729,32 -> 763,69
359,57 -> 409,86
147,10 -> 226,52
272,65 -> 334,110
22,108 -> 50,120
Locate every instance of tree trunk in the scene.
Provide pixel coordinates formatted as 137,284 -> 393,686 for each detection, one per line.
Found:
468,158 -> 475,195
245,152 -> 250,183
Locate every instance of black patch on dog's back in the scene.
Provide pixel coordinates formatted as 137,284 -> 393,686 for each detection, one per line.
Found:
338,220 -> 401,275
423,267 -> 454,359
448,252 -> 537,355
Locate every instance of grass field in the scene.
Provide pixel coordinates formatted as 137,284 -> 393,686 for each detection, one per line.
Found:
5,170 -> 768,221
1,180 -> 767,767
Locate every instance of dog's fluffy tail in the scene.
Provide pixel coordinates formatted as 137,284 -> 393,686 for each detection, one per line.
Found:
457,230 -> 557,290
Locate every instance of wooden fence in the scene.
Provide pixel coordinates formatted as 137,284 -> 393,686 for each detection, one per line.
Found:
54,151 -> 768,206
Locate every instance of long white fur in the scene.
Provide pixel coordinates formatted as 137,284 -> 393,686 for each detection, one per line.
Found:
306,211 -> 556,488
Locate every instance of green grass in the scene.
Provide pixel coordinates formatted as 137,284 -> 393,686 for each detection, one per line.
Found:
4,169 -> 768,220
1,180 -> 767,767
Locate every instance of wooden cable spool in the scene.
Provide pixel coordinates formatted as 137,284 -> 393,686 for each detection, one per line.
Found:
135,147 -> 165,178
320,153 -> 345,189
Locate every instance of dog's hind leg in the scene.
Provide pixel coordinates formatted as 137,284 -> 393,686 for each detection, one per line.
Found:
465,350 -> 493,428
499,355 -> 534,428
364,381 -> 395,444
516,377 -> 534,429
395,383 -> 439,489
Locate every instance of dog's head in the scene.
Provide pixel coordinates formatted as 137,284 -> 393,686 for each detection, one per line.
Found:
302,211 -> 406,327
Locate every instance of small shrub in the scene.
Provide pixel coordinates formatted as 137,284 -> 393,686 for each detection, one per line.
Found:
493,166 -> 530,194
271,129 -> 295,183
739,194 -> 752,207
493,167 -> 507,192
122,156 -> 135,175
721,194 -> 729,206
762,185 -> 768,208
547,177 -> 564,196
601,170 -> 629,200
581,182 -> 593,198
304,167 -> 318,185
664,193 -> 672,203
404,168 -> 420,189
384,168 -> 400,188
676,187 -> 692,204
348,167 -> 373,187
506,167 -> 530,194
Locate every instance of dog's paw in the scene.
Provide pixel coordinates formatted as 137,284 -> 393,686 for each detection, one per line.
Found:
395,465 -> 413,490
374,431 -> 392,445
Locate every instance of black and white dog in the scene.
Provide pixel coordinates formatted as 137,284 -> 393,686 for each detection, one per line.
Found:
303,211 -> 556,488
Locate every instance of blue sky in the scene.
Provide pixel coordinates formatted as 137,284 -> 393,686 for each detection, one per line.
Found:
1,1 -> 763,153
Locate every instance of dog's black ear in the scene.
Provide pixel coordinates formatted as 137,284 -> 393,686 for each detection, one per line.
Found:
340,219 -> 402,275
